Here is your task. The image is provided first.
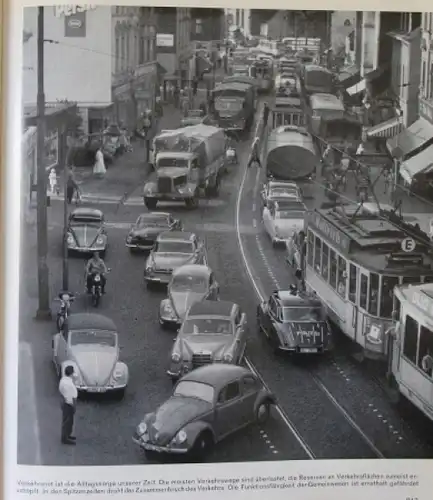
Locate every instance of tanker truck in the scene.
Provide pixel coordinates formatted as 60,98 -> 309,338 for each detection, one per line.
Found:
262,125 -> 319,181
143,124 -> 226,210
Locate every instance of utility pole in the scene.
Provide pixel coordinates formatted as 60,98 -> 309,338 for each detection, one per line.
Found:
61,128 -> 69,291
35,6 -> 51,320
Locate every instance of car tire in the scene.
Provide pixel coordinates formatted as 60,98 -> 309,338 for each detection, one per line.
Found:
190,431 -> 213,461
255,401 -> 271,425
159,318 -> 169,330
114,388 -> 125,400
145,199 -> 157,210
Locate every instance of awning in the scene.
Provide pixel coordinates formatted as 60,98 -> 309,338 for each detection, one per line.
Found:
400,144 -> 433,185
366,116 -> 403,139
387,117 -> 433,158
338,70 -> 361,89
346,67 -> 386,96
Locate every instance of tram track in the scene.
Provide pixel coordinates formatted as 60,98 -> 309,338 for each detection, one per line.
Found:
235,155 -> 386,459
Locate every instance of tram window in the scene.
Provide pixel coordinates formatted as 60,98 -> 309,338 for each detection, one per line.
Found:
349,264 -> 357,303
368,273 -> 379,316
360,274 -> 368,310
402,276 -> 422,285
314,236 -> 321,272
329,249 -> 337,290
307,231 -> 314,266
424,276 -> 433,283
337,256 -> 347,298
380,276 -> 399,318
403,315 -> 419,364
418,325 -> 433,377
322,243 -> 329,281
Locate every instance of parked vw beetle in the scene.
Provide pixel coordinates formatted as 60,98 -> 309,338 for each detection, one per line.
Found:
66,208 -> 107,255
52,313 -> 128,398
126,212 -> 182,252
133,364 -> 276,461
159,264 -> 219,329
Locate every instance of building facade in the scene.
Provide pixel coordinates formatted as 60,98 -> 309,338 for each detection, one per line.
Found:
22,6 -> 113,134
190,9 -> 224,43
111,6 -> 158,131
225,9 -> 251,38
419,13 -> 433,122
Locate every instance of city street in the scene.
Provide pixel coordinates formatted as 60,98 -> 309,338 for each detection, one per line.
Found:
19,99 -> 433,465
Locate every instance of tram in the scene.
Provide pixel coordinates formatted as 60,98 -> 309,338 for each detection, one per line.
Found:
250,59 -> 274,93
391,282 -> 433,421
270,95 -> 304,129
304,204 -> 433,360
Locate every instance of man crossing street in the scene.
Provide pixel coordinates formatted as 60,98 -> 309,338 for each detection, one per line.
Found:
247,137 -> 262,168
59,365 -> 78,445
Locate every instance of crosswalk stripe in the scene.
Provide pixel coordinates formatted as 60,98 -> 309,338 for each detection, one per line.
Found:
49,196 -> 227,208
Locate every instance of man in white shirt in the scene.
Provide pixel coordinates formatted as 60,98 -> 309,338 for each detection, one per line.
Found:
59,365 -> 78,445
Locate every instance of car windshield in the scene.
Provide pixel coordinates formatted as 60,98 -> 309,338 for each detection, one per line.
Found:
70,330 -> 116,347
137,216 -> 168,228
270,188 -> 298,198
71,217 -> 101,227
182,318 -> 233,335
171,275 -> 208,292
275,210 -> 304,219
158,158 -> 188,168
280,306 -> 324,322
174,381 -> 214,404
156,241 -> 195,253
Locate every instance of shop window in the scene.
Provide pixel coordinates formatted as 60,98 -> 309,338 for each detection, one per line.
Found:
321,243 -> 329,281
368,273 -> 379,316
337,256 -> 347,298
418,325 -> 433,377
403,315 -> 419,365
424,276 -> 433,283
360,274 -> 368,310
307,231 -> 314,267
380,276 -> 398,318
314,236 -> 321,273
329,249 -> 337,290
349,264 -> 357,303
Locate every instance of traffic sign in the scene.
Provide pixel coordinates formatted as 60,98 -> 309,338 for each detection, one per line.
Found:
401,237 -> 416,253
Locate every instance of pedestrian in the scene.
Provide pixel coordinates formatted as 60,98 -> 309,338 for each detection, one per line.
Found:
199,101 -> 207,116
173,86 -> 180,108
262,102 -> 270,126
192,76 -> 198,97
159,84 -> 164,102
66,166 -> 78,204
93,145 -> 106,177
247,137 -> 262,168
59,365 -> 77,445
48,168 -> 59,194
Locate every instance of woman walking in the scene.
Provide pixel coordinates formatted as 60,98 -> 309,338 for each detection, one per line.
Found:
93,146 -> 106,178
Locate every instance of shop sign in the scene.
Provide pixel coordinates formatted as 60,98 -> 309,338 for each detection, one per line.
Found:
44,129 -> 59,170
156,34 -> 174,48
411,290 -> 433,317
419,98 -> 433,123
53,5 -> 96,17
308,211 -> 351,253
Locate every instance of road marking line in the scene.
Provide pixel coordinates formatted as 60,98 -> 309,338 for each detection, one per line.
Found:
252,203 -> 256,211
19,342 -> 42,465
253,219 -> 257,228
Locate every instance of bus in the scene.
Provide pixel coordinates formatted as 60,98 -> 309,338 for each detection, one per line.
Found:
306,93 -> 345,138
391,282 -> 433,421
304,204 -> 433,360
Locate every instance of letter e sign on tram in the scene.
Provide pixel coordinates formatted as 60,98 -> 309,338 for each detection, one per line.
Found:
401,237 -> 416,253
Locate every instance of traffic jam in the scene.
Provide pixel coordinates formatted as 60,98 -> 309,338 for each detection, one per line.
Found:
49,35 -> 433,465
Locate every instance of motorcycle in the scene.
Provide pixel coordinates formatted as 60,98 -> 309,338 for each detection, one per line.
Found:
226,147 -> 238,165
87,270 -> 111,307
54,292 -> 75,331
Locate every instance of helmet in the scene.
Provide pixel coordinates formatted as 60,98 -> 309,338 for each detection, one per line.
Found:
289,284 -> 297,295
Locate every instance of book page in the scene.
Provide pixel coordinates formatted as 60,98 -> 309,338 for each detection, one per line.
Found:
3,0 -> 433,499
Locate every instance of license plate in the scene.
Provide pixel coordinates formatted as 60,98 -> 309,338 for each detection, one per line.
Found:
145,444 -> 162,452
301,348 -> 317,353
87,387 -> 106,393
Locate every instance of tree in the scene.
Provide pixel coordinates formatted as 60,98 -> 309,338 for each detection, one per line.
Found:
56,99 -> 83,137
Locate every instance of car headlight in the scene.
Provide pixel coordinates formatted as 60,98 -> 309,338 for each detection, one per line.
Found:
96,237 -> 104,245
175,429 -> 187,444
112,365 -> 124,380
163,302 -> 177,318
223,353 -> 233,363
126,235 -> 132,243
137,422 -> 147,436
177,185 -> 191,194
171,352 -> 181,363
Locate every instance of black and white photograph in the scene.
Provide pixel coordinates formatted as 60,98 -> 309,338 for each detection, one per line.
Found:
17,4 -> 433,467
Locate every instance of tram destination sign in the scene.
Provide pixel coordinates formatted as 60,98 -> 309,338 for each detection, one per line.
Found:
307,211 -> 351,253
411,290 -> 433,317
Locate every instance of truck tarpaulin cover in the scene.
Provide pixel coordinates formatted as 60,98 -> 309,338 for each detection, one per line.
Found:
155,125 -> 225,166
320,116 -> 362,142
265,126 -> 318,180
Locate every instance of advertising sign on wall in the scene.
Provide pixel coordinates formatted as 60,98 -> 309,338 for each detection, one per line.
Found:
64,11 -> 86,37
156,34 -> 174,47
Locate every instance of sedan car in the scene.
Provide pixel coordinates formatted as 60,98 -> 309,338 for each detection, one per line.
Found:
126,212 -> 182,252
66,208 -> 107,255
261,180 -> 303,208
133,364 -> 275,460
144,231 -> 207,286
262,200 -> 306,246
167,301 -> 247,381
159,265 -> 219,329
52,313 -> 129,397
257,290 -> 332,354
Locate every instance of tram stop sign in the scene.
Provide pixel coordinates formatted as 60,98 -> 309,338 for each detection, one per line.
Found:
401,237 -> 416,253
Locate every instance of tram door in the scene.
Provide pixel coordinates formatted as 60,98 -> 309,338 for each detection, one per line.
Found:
347,263 -> 359,342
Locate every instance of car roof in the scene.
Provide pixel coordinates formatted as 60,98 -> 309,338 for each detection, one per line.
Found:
273,200 -> 306,210
172,264 -> 211,278
180,364 -> 252,387
71,208 -> 103,218
138,212 -> 171,219
274,290 -> 322,307
187,300 -> 236,318
157,231 -> 195,242
269,181 -> 298,189
67,313 -> 117,332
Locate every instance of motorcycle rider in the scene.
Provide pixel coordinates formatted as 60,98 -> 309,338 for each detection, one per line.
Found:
85,252 -> 108,294
225,134 -> 238,164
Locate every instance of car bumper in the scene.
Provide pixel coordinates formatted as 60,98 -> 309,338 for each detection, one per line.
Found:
277,345 -> 328,354
144,193 -> 193,201
159,316 -> 181,327
132,437 -> 189,454
272,237 -> 287,245
144,273 -> 172,283
126,242 -> 154,250
68,245 -> 106,253
77,384 -> 126,393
